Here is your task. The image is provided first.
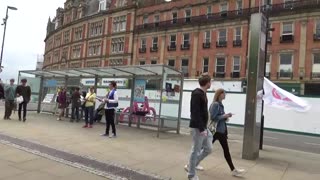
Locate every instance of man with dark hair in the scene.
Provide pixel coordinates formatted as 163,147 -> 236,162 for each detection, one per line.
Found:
70,87 -> 81,122
15,79 -> 31,122
185,73 -> 213,180
4,79 -> 16,120
101,81 -> 118,138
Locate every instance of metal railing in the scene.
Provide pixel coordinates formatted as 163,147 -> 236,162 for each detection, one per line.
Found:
135,0 -> 320,33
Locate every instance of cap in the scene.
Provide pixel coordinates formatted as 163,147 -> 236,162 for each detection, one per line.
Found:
21,79 -> 27,83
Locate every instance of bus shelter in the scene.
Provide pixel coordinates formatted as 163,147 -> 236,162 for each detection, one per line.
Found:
19,65 -> 184,137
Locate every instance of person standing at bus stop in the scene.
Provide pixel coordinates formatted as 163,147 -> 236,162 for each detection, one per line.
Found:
101,81 -> 118,138
15,79 -> 31,122
4,79 -> 16,120
83,86 -> 96,128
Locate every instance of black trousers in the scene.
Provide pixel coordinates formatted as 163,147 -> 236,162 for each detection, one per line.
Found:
105,109 -> 116,135
18,102 -> 28,120
212,132 -> 235,171
71,106 -> 80,120
4,100 -> 14,118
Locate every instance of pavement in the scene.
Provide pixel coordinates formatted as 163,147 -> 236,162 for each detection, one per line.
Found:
0,143 -> 107,180
0,112 -> 319,180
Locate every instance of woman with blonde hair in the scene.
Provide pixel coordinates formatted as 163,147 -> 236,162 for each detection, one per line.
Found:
209,88 -> 245,177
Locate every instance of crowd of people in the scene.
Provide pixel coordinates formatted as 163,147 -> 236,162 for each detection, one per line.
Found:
56,81 -> 119,138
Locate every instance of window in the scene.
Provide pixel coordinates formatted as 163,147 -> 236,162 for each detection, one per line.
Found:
54,34 -> 61,47
74,26 -> 83,41
220,2 -> 228,16
143,16 -> 148,24
235,27 -> 241,40
282,22 -> 293,35
313,53 -> 320,73
113,15 -> 126,32
139,61 -> 146,65
185,9 -> 191,23
154,15 -> 160,26
203,58 -> 209,73
88,41 -> 102,56
62,47 -> 68,60
152,37 -> 158,49
99,0 -> 106,11
284,0 -> 294,9
181,59 -> 189,77
316,21 -> 320,35
117,0 -> 126,7
151,60 -> 157,64
233,56 -> 241,72
216,57 -> 226,77
266,54 -> 271,74
170,35 -> 176,47
236,0 -> 242,10
219,29 -> 227,42
140,38 -> 147,52
172,12 -> 178,24
53,50 -> 60,62
204,31 -> 211,43
109,59 -> 124,66
279,53 -> 293,78
63,31 -> 70,44
89,21 -> 103,37
87,60 -> 100,67
168,59 -> 175,67
111,37 -> 124,54
72,45 -> 81,58
183,33 -> 190,47
207,6 -> 212,15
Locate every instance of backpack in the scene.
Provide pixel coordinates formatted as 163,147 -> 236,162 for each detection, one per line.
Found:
208,102 -> 220,134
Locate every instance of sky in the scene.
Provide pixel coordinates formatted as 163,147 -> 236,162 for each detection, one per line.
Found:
0,0 -> 66,83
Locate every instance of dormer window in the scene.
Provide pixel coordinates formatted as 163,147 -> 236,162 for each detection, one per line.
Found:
99,0 -> 106,11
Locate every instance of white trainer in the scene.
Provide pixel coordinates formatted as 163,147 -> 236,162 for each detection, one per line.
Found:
184,164 -> 205,172
232,168 -> 245,176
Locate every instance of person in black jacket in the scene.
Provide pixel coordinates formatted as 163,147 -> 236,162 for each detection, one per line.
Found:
185,73 -> 213,180
15,79 -> 31,122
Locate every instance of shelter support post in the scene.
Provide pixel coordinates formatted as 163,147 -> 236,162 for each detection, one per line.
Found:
157,66 -> 165,138
94,75 -> 98,92
37,76 -> 44,113
129,77 -> 136,127
177,76 -> 184,134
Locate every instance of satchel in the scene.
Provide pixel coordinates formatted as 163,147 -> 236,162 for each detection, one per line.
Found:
16,96 -> 24,104
208,102 -> 220,134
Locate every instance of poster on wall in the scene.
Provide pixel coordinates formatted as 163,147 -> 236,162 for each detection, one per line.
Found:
43,94 -> 54,103
134,79 -> 146,102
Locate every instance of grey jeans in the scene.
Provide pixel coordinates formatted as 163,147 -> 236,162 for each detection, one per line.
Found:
188,128 -> 213,178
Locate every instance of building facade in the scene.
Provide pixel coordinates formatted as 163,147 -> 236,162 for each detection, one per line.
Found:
44,0 -> 320,95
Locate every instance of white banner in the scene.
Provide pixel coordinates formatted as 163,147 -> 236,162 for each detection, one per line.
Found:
263,77 -> 311,112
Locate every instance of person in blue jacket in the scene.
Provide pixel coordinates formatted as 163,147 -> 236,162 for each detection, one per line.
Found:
209,88 -> 245,177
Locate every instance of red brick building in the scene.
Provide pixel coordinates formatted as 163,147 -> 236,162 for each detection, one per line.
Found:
44,0 -> 320,95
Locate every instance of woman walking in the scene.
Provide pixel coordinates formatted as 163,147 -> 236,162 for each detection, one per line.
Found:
209,88 -> 245,177
83,86 -> 96,128
57,88 -> 67,121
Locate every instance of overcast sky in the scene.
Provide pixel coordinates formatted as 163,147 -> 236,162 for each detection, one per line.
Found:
0,0 -> 65,83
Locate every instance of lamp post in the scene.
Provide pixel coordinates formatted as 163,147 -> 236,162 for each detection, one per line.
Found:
0,6 -> 18,71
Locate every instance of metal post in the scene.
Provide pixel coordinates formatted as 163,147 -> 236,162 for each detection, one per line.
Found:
0,8 -> 9,68
37,76 -> 44,113
129,77 -> 136,127
0,6 -> 17,69
177,75 -> 184,134
64,76 -> 68,117
94,75 -> 98,92
157,66 -> 165,138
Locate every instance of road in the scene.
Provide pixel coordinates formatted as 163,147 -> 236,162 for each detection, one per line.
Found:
180,120 -> 320,154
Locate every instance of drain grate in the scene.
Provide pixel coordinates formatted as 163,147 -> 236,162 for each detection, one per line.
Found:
0,133 -> 170,180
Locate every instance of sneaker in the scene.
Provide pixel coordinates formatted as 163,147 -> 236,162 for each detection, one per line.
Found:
88,125 -> 93,128
188,175 -> 199,180
57,118 -> 61,121
232,169 -> 245,177
184,165 -> 204,172
82,125 -> 88,128
100,134 -> 109,137
23,118 -> 26,122
109,134 -> 116,138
